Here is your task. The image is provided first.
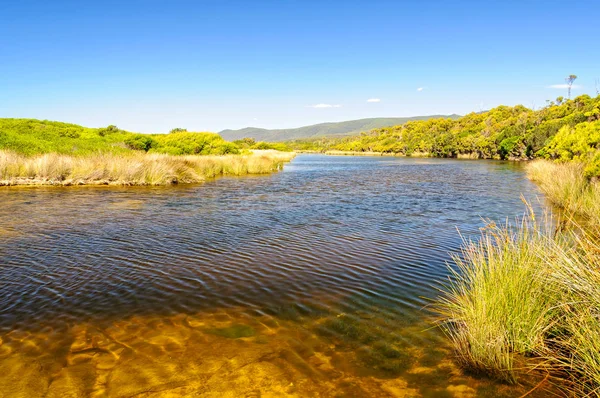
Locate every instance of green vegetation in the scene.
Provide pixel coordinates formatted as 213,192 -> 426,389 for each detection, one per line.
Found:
0,117 -> 297,186
0,118 -> 240,156
538,121 -> 600,178
429,93 -> 600,396
436,212 -> 559,384
232,137 -> 292,152
436,164 -> 600,395
0,119 -> 133,155
528,160 -> 600,226
219,115 -> 460,142
290,95 -> 600,174
0,118 -> 297,186
149,131 -> 239,155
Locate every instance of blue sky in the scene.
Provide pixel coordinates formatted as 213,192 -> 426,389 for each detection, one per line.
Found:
1,0 -> 598,133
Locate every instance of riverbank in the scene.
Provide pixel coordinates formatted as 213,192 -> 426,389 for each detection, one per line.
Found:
436,160 -> 600,396
296,150 -> 533,161
295,150 -> 452,158
0,150 -> 295,186
527,160 -> 600,226
286,95 -> 600,164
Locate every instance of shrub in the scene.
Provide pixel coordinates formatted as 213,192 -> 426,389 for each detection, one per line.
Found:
124,134 -> 156,152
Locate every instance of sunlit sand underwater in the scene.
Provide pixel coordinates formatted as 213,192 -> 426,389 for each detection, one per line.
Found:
0,305 -> 551,397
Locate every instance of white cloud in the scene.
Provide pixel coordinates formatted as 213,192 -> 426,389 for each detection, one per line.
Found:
417,87 -> 424,92
367,98 -> 381,103
548,84 -> 582,89
308,103 -> 342,108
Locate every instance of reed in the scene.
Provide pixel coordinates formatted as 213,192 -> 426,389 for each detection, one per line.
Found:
527,160 -> 600,226
435,210 -> 559,384
0,150 -> 295,186
543,228 -> 600,396
436,203 -> 600,395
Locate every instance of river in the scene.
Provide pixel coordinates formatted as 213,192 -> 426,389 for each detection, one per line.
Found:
0,155 -> 549,397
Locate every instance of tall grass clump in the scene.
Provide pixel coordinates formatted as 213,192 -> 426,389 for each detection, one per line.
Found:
0,150 -> 295,186
527,160 -> 600,226
436,203 -> 600,395
435,208 -> 559,384
543,228 -> 600,396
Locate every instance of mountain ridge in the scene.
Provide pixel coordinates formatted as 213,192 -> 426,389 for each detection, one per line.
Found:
219,115 -> 461,142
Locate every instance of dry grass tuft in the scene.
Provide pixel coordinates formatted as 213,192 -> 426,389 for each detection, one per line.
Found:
527,160 -> 600,226
0,150 -> 295,186
436,196 -> 600,395
435,208 -> 559,384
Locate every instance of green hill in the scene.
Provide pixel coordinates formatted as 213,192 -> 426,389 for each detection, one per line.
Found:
286,95 -> 600,178
219,115 -> 461,142
0,118 -> 239,155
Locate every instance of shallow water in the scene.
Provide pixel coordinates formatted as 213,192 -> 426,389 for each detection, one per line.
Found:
0,155 -> 553,397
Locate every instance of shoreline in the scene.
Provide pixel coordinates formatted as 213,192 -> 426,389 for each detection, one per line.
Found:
0,150 -> 295,187
295,150 -> 529,161
435,159 -> 600,394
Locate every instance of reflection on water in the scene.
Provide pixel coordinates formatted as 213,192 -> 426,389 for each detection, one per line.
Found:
0,155 -> 551,396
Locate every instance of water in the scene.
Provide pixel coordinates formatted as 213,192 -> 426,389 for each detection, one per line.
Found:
0,155 -> 550,397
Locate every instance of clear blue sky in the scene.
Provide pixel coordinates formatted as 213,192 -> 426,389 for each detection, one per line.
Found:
1,0 -> 598,133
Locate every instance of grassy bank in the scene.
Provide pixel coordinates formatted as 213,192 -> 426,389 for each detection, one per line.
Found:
528,160 -> 600,226
0,118 -> 295,186
324,150 -> 398,156
0,118 -> 294,156
436,163 -> 600,396
0,150 -> 295,186
286,95 -> 600,166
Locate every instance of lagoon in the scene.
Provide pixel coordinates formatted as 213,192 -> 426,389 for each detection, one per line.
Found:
0,155 -> 548,397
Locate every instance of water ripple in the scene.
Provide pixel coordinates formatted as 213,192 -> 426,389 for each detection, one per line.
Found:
0,155 -> 544,331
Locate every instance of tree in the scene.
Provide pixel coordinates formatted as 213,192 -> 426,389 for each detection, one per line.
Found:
565,74 -> 578,99
169,128 -> 187,134
124,134 -> 156,151
98,124 -> 120,136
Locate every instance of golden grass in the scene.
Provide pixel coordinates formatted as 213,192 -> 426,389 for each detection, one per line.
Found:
435,208 -> 559,384
527,160 -> 600,226
0,149 -> 295,186
436,197 -> 600,395
543,228 -> 600,396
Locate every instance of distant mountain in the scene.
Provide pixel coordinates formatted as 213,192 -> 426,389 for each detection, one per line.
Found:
219,115 -> 461,142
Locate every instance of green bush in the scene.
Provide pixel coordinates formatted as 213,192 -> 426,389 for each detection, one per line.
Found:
543,121 -> 600,162
0,119 -> 132,155
125,134 -> 156,152
0,119 -> 247,156
251,141 -> 292,152
98,125 -> 121,137
288,95 -> 600,163
151,132 -> 240,155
